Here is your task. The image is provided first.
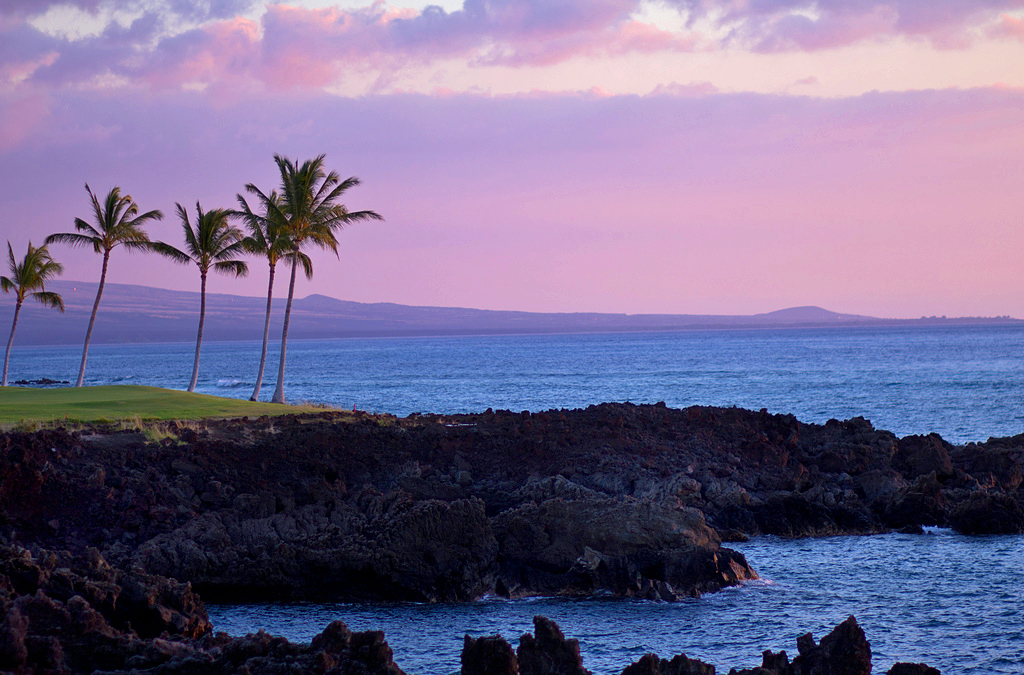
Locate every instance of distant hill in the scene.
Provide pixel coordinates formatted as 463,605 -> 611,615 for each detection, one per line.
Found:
0,280 -> 1018,346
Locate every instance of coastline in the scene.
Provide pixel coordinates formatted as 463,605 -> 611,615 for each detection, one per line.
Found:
2,402 -> 1021,671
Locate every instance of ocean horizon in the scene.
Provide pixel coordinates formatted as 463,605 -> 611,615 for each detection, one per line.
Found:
8,322 -> 1024,444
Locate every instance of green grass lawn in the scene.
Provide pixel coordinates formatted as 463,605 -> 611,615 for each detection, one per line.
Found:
0,385 -> 322,424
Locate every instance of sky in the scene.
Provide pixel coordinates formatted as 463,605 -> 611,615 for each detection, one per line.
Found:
1,0 -> 1023,318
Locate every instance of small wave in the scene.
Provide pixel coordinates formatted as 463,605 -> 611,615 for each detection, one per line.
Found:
740,578 -> 776,588
216,379 -> 248,388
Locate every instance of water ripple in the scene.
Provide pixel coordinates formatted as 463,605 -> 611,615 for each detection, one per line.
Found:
208,530 -> 1024,675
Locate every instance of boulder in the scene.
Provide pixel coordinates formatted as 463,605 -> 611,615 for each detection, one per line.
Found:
462,634 -> 519,675
133,497 -> 499,602
894,435 -> 954,479
492,497 -> 756,599
887,664 -> 941,675
949,492 -> 1024,535
517,616 -> 590,675
621,652 -> 715,675
790,615 -> 871,675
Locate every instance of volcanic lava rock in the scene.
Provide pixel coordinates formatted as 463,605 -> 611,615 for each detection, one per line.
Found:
948,491 -> 1024,535
492,497 -> 756,599
133,495 -> 499,602
621,652 -> 715,675
886,664 -> 941,675
726,615 -> 871,675
462,634 -> 520,675
517,616 -> 591,675
5,402 -> 1024,606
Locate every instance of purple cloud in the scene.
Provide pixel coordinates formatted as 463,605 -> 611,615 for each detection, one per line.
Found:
672,0 -> 1024,50
4,0 -> 1024,97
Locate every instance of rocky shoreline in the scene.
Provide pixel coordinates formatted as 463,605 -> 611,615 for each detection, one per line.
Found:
0,542 -> 938,673
3,402 -> 1022,672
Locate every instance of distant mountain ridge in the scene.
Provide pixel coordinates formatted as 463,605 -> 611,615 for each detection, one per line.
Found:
0,280 -> 1018,346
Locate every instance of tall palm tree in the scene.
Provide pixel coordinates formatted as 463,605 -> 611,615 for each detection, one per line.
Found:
249,154 -> 382,404
235,190 -> 312,402
1,242 -> 65,386
150,202 -> 248,393
45,185 -> 163,387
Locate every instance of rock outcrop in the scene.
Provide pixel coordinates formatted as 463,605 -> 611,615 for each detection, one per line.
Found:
460,615 -> 939,675
493,498 -> 755,599
2,402 -> 1023,603
0,544 -> 409,674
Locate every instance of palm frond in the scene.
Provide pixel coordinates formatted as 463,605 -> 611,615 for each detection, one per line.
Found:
124,208 -> 163,233
46,230 -> 102,252
2,243 -> 64,305
31,290 -> 64,312
213,259 -> 248,278
267,153 -> 378,279
50,185 -> 160,256
149,241 -> 192,264
298,252 -> 314,280
212,237 -> 246,261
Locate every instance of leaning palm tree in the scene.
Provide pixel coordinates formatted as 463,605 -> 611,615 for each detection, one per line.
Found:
249,154 -> 382,404
46,185 -> 163,386
1,242 -> 65,386
150,202 -> 248,392
235,190 -> 312,402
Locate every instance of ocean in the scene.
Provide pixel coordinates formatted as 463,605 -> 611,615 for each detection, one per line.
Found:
8,323 -> 1024,672
8,323 -> 1024,443
207,529 -> 1024,674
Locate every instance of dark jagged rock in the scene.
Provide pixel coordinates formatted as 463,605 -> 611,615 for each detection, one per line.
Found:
886,664 -> 941,675
894,435 -> 954,479
3,403 -> 1024,604
949,491 -> 1024,534
517,616 -> 590,675
458,616 -> 935,675
621,652 -> 715,675
462,634 -> 520,675
726,616 -> 871,675
133,496 -> 499,602
791,615 -> 872,674
493,498 -> 756,599
0,544 -> 409,674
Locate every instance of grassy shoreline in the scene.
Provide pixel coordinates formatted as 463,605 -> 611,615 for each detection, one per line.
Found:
0,384 -> 322,424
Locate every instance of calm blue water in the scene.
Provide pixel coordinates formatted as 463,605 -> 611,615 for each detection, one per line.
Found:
7,324 -> 1024,443
207,529 -> 1024,674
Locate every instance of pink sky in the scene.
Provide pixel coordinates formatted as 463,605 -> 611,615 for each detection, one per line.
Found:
2,0 -> 1024,318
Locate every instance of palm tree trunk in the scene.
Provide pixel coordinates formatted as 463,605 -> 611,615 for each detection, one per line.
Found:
271,253 -> 298,404
250,262 -> 275,401
76,250 -> 109,387
3,299 -> 22,387
188,271 -> 207,393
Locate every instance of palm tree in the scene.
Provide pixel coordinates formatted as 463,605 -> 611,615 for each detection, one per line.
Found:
150,202 -> 248,392
235,190 -> 312,402
249,154 -> 382,404
1,242 -> 65,386
46,185 -> 163,387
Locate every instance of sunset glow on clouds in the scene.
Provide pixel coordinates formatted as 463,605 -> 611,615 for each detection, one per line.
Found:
2,0 -> 1024,318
